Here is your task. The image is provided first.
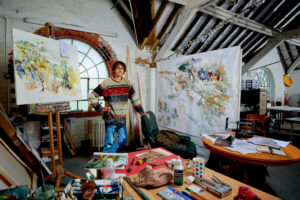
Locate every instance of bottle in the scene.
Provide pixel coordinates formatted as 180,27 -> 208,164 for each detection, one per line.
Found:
104,158 -> 116,181
173,155 -> 184,187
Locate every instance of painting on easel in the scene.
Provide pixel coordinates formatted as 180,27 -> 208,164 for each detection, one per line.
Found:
12,28 -> 82,105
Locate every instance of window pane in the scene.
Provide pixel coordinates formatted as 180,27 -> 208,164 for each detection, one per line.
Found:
89,79 -> 99,90
80,71 -> 89,78
58,38 -> 109,112
78,101 -> 88,111
97,63 -> 108,78
73,40 -> 90,54
59,39 -> 72,44
80,65 -> 86,73
82,57 -> 94,69
81,79 -> 88,99
78,52 -> 85,63
88,48 -> 103,64
88,67 -> 99,78
70,101 -> 78,111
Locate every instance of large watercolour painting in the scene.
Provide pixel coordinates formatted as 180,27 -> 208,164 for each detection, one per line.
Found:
13,28 -> 82,105
156,46 -> 241,136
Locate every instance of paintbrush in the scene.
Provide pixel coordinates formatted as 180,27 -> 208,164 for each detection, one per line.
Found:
127,157 -> 135,172
124,177 -> 150,200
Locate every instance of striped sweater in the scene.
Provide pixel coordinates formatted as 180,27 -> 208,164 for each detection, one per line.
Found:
88,77 -> 144,125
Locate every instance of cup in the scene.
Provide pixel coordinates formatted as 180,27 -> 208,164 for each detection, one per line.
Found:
193,157 -> 205,180
35,184 -> 55,200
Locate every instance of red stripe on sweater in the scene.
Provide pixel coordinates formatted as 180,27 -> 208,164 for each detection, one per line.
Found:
91,102 -> 99,107
102,87 -> 130,97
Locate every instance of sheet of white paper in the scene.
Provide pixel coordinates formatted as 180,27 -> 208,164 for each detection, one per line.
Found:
59,40 -> 70,58
248,137 -> 289,148
225,139 -> 258,154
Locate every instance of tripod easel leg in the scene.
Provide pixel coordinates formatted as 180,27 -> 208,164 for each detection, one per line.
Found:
45,111 -> 85,191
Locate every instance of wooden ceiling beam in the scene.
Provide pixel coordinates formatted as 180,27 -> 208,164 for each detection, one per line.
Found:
190,18 -> 221,54
185,0 -> 218,10
199,5 -> 279,36
151,4 -> 182,51
153,7 -> 199,62
284,41 -> 295,63
242,33 -> 263,57
154,0 -> 218,61
242,29 -> 300,74
242,37 -> 282,74
172,12 -> 201,51
277,46 -> 288,74
287,55 -> 300,75
167,0 -> 217,8
140,0 -> 168,49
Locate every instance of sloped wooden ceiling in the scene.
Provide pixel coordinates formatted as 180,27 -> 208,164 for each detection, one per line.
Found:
112,0 -> 300,73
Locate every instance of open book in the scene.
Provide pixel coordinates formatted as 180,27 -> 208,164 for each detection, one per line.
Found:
256,145 -> 286,156
204,134 -> 234,147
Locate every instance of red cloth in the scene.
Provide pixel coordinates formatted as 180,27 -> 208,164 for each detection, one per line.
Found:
234,186 -> 262,200
97,147 -> 183,177
118,147 -> 182,176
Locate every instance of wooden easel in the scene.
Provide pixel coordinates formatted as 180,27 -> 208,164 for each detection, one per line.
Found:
45,111 -> 84,191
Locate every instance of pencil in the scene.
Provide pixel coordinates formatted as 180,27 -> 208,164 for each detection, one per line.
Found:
185,188 -> 207,200
182,190 -> 200,200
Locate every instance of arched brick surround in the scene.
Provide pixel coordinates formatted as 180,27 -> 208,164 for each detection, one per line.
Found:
34,27 -> 117,76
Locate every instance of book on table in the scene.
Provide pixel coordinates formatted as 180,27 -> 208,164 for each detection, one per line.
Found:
256,145 -> 286,156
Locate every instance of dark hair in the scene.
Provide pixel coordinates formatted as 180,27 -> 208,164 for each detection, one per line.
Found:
112,61 -> 126,72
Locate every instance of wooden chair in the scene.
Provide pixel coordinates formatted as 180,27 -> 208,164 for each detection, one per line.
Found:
244,114 -> 270,137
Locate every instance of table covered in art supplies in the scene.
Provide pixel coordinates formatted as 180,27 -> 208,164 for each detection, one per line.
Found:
202,132 -> 300,184
85,147 -> 280,199
120,148 -> 280,200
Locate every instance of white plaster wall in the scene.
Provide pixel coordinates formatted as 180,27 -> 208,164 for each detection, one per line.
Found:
0,18 -> 7,109
242,48 -> 286,103
0,0 -> 152,112
286,70 -> 300,106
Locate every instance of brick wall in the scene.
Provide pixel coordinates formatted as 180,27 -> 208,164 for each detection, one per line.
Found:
34,26 -> 117,76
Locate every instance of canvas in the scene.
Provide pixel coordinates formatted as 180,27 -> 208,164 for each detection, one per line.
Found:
13,28 -> 82,105
156,46 -> 242,136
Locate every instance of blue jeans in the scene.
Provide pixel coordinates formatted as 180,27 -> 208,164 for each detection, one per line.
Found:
103,124 -> 127,153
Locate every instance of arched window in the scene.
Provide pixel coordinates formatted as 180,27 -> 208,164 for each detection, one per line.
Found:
59,39 -> 108,111
255,68 -> 271,99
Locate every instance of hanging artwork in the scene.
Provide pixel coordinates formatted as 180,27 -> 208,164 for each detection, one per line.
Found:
156,46 -> 242,136
13,28 -> 82,105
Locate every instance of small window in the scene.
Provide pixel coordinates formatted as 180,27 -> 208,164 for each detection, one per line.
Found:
59,39 -> 108,111
255,69 -> 270,99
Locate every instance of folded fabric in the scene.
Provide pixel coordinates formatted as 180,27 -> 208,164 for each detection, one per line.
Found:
234,186 -> 262,200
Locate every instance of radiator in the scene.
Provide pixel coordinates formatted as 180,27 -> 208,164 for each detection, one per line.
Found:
91,119 -> 106,150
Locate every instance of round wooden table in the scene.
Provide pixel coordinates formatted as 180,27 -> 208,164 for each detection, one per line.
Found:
202,132 -> 300,184
202,132 -> 300,166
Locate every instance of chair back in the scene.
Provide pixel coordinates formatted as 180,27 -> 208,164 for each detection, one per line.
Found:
246,114 -> 269,137
141,111 -> 160,147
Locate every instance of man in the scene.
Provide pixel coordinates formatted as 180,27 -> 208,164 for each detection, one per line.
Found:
89,61 -> 150,152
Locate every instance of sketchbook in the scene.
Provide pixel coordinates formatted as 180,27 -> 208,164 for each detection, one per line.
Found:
85,152 -> 128,169
256,145 -> 286,156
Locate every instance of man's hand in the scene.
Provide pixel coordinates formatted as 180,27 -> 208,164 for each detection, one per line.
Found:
141,113 -> 150,119
100,105 -> 112,115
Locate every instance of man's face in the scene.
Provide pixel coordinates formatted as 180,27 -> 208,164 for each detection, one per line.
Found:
113,64 -> 125,77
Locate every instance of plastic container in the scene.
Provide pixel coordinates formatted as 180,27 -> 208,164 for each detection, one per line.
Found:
173,155 -> 184,187
104,158 -> 116,181
35,184 -> 55,200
